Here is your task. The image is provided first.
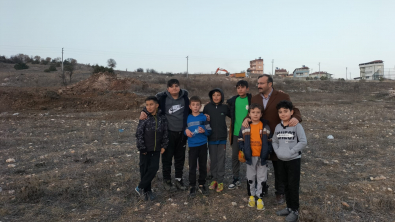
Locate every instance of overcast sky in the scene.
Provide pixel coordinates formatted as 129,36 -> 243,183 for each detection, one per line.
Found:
1,0 -> 395,79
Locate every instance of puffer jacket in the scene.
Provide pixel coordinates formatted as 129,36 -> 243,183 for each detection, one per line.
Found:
136,108 -> 168,153
238,119 -> 272,166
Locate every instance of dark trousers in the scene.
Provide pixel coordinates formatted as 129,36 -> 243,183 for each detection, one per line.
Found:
231,135 -> 240,179
138,151 -> 160,192
189,144 -> 208,186
272,160 -> 285,195
277,158 -> 301,211
162,131 -> 187,181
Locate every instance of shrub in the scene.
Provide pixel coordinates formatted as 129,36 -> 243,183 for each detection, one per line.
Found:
44,69 -> 50,72
14,63 -> 29,70
136,68 -> 144,72
49,65 -> 57,71
320,76 -> 328,81
92,65 -> 114,74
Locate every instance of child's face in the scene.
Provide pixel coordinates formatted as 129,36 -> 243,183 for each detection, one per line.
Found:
249,107 -> 262,122
189,101 -> 201,113
212,91 -> 222,104
145,100 -> 159,114
236,85 -> 249,97
167,84 -> 180,96
278,107 -> 294,122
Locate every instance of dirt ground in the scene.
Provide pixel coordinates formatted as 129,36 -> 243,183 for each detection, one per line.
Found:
1,64 -> 395,221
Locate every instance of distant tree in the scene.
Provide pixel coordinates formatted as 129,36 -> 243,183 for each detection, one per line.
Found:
40,58 -> 49,65
320,76 -> 328,81
45,57 -> 51,63
64,65 -> 75,82
107,58 -> 116,69
136,68 -> 144,72
33,55 -> 41,64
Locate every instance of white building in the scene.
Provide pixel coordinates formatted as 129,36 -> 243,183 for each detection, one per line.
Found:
359,60 -> 384,80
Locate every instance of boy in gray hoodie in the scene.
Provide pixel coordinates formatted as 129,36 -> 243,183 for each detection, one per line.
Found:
272,100 -> 307,222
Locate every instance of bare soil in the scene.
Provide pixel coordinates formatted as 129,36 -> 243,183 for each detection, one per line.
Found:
1,63 -> 395,221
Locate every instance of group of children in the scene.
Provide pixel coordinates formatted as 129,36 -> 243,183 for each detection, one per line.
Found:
135,78 -> 307,222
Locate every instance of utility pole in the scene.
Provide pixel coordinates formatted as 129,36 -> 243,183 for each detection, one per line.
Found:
62,48 -> 64,74
318,62 -> 320,74
272,59 -> 274,76
186,56 -> 188,78
346,67 -> 347,80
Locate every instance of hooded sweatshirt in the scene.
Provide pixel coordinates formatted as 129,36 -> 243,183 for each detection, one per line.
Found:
203,88 -> 230,143
155,89 -> 190,132
272,122 -> 307,161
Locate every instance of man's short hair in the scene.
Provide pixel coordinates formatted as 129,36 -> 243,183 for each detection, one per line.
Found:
167,79 -> 180,87
236,80 -> 249,88
145,96 -> 159,104
258,74 -> 273,86
248,103 -> 263,113
189,96 -> 201,104
276,100 -> 293,111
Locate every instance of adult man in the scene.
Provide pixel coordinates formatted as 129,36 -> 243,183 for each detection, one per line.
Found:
243,74 -> 302,204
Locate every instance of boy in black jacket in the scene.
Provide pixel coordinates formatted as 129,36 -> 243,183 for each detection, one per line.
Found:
135,96 -> 168,201
203,88 -> 230,192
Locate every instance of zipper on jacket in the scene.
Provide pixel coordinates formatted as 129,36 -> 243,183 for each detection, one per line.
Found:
154,115 -> 157,151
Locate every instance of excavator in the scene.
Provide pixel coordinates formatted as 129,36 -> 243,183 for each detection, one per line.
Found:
214,68 -> 230,76
214,67 -> 249,78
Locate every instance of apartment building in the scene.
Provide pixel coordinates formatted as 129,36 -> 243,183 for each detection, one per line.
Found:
359,60 -> 384,80
292,65 -> 310,77
250,57 -> 264,74
274,68 -> 289,77
309,71 -> 333,79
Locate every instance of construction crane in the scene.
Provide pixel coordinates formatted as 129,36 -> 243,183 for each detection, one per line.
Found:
214,68 -> 230,76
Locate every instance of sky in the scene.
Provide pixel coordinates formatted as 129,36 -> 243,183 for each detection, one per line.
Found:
1,0 -> 395,79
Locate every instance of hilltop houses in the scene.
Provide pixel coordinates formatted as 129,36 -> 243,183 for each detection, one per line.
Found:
292,66 -> 310,78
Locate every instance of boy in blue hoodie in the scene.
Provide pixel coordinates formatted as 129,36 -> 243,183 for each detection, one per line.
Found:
185,96 -> 212,198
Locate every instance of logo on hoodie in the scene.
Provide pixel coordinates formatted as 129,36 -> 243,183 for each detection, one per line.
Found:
169,104 -> 184,114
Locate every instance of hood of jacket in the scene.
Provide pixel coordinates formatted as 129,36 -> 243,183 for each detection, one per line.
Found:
209,88 -> 224,104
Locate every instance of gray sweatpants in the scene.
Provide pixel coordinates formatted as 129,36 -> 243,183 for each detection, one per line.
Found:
231,135 -> 240,179
246,157 -> 268,197
208,144 -> 226,183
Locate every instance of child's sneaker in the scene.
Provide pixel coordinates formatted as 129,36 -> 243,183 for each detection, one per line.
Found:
228,179 -> 241,189
256,198 -> 265,210
189,186 -> 197,199
216,183 -> 224,192
175,179 -> 187,191
145,191 -> 156,201
209,181 -> 217,190
199,185 -> 209,196
285,210 -> 299,222
276,208 -> 291,216
248,196 -> 255,207
135,187 -> 144,197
